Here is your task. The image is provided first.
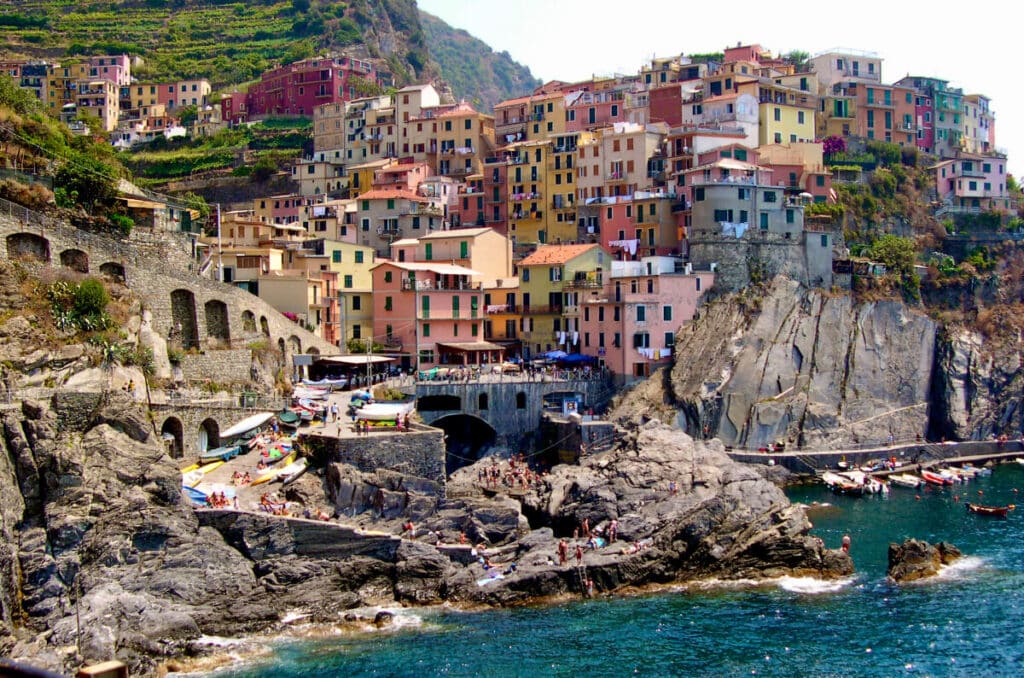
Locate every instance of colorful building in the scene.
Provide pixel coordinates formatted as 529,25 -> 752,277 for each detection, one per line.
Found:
245,56 -> 387,118
579,256 -> 713,381
933,155 -> 1013,214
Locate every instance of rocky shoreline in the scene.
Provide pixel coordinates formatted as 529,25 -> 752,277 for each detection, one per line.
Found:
0,392 -> 853,675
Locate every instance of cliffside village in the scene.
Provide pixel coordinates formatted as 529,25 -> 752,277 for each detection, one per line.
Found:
3,44 -> 1014,384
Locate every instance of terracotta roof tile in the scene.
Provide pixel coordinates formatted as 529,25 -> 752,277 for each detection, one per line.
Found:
519,244 -> 600,266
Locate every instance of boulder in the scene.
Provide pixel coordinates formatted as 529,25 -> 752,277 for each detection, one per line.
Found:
888,538 -> 962,582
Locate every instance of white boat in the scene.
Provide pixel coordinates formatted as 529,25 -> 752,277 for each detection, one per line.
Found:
950,466 -> 978,478
292,387 -> 330,400
355,401 -> 415,421
220,412 -> 275,439
938,468 -> 965,483
839,470 -> 887,494
278,458 -> 309,485
889,473 -> 923,489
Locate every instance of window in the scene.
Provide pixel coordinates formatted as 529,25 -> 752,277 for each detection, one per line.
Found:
361,200 -> 369,210
786,209 -> 794,224
663,305 -> 672,321
418,349 -> 434,365
774,107 -> 781,121
798,111 -> 805,124
384,296 -> 393,311
387,199 -> 395,210
522,268 -> 530,282
665,332 -> 674,348
763,191 -> 777,203
354,251 -> 364,264
384,271 -> 393,283
636,306 -> 646,322
352,325 -> 361,339
516,392 -> 527,409
760,213 -> 769,230
344,275 -> 353,288
820,234 -> 829,247
361,218 -> 370,231
478,393 -> 488,410
694,187 -> 705,201
613,307 -> 620,321
598,307 -> 604,322
332,250 -> 342,263
425,243 -> 433,260
460,241 -> 468,258
422,323 -> 430,337
816,175 -> 825,187
352,296 -> 362,311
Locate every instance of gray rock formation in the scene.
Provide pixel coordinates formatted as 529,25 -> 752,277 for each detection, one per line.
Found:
1,398 -> 850,675
887,538 -> 962,582
663,278 -> 936,449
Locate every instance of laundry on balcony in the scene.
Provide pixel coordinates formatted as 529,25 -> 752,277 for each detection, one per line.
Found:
485,304 -> 509,314
608,238 -> 639,255
720,222 -> 749,238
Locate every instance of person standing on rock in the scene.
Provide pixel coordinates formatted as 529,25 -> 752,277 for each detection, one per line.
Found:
575,543 -> 584,566
841,534 -> 851,553
608,518 -> 618,543
558,538 -> 568,565
581,517 -> 590,539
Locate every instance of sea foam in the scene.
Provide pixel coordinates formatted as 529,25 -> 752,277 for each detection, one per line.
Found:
776,575 -> 857,594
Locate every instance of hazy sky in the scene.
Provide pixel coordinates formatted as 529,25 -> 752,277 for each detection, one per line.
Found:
418,0 -> 1021,177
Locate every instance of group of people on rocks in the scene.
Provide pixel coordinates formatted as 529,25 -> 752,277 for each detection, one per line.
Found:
205,491 -> 236,509
231,471 -> 252,486
259,492 -> 289,515
477,453 -> 547,491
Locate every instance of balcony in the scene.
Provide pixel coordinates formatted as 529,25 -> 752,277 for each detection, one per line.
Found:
485,304 -> 518,314
671,201 -> 691,213
551,198 -> 573,210
958,167 -> 985,178
402,279 -> 481,291
607,172 -> 626,182
521,304 -> 563,315
511,191 -> 543,201
563,278 -> 603,290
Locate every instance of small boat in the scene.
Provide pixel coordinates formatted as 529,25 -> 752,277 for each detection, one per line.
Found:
182,460 -> 224,488
964,464 -> 992,476
277,410 -> 301,428
355,401 -> 415,422
966,503 -> 1015,517
199,444 -> 240,463
251,451 -> 298,486
889,473 -> 924,489
838,470 -> 887,494
220,412 -> 275,439
921,469 -> 953,486
182,485 -> 207,506
938,468 -> 965,484
293,387 -> 330,401
821,472 -> 865,496
278,458 -> 309,486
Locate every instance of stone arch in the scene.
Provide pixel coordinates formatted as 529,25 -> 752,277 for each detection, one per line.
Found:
277,337 -> 286,354
59,248 -> 89,273
170,289 -> 199,349
197,417 -> 220,453
260,316 -> 270,337
241,310 -> 256,333
99,262 -> 126,282
516,392 -> 527,409
478,393 -> 489,410
432,413 -> 497,475
161,416 -> 184,459
204,299 -> 230,343
288,335 -> 301,354
6,233 -> 51,263
306,347 -> 320,356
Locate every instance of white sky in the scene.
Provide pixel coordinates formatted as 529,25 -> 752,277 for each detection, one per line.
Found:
419,0 -> 1021,177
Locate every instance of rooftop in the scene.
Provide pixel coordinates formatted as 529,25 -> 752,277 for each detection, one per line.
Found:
519,243 -> 600,266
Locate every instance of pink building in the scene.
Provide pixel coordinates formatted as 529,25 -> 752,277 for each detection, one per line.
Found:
372,261 -> 502,370
85,55 -> 131,86
565,90 -> 630,133
579,256 -> 713,381
933,155 -> 1013,213
245,56 -> 387,118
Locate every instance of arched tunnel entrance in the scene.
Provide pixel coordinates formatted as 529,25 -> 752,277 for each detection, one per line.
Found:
432,414 -> 496,476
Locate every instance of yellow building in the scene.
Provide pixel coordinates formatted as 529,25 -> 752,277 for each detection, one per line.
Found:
742,80 -> 816,146
518,243 -> 605,358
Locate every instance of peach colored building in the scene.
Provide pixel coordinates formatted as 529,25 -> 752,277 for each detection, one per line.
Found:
372,261 -> 499,370
579,256 -> 713,382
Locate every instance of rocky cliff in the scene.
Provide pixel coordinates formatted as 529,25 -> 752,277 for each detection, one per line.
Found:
0,395 -> 849,675
614,277 -> 1024,449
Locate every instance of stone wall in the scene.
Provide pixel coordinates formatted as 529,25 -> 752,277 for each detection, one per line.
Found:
689,230 -> 836,293
0,203 -> 340,377
416,378 -> 613,450
178,349 -> 254,384
303,429 -> 447,485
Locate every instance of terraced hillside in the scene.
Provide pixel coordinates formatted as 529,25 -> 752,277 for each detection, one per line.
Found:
1,1 -> 539,108
0,0 -> 432,88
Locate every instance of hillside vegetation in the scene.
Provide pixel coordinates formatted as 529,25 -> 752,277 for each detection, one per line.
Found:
419,10 -> 541,111
0,0 -> 538,107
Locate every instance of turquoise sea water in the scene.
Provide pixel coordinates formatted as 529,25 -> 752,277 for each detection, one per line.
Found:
221,464 -> 1024,677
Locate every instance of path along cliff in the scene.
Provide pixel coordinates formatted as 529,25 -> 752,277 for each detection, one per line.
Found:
611,277 -> 1024,450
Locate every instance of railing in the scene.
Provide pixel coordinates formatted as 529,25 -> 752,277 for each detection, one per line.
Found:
563,278 -> 603,289
521,304 -> 562,315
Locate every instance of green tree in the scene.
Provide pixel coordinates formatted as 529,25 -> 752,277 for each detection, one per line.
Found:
0,74 -> 41,115
54,152 -> 119,210
869,234 -> 917,275
74,278 -> 110,318
251,155 -> 277,182
783,50 -> 810,71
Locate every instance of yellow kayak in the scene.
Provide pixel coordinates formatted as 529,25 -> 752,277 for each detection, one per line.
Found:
250,451 -> 298,486
180,463 -> 200,473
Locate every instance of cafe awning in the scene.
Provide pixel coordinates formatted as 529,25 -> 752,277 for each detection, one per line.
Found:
437,341 -> 505,353
317,355 -> 396,365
